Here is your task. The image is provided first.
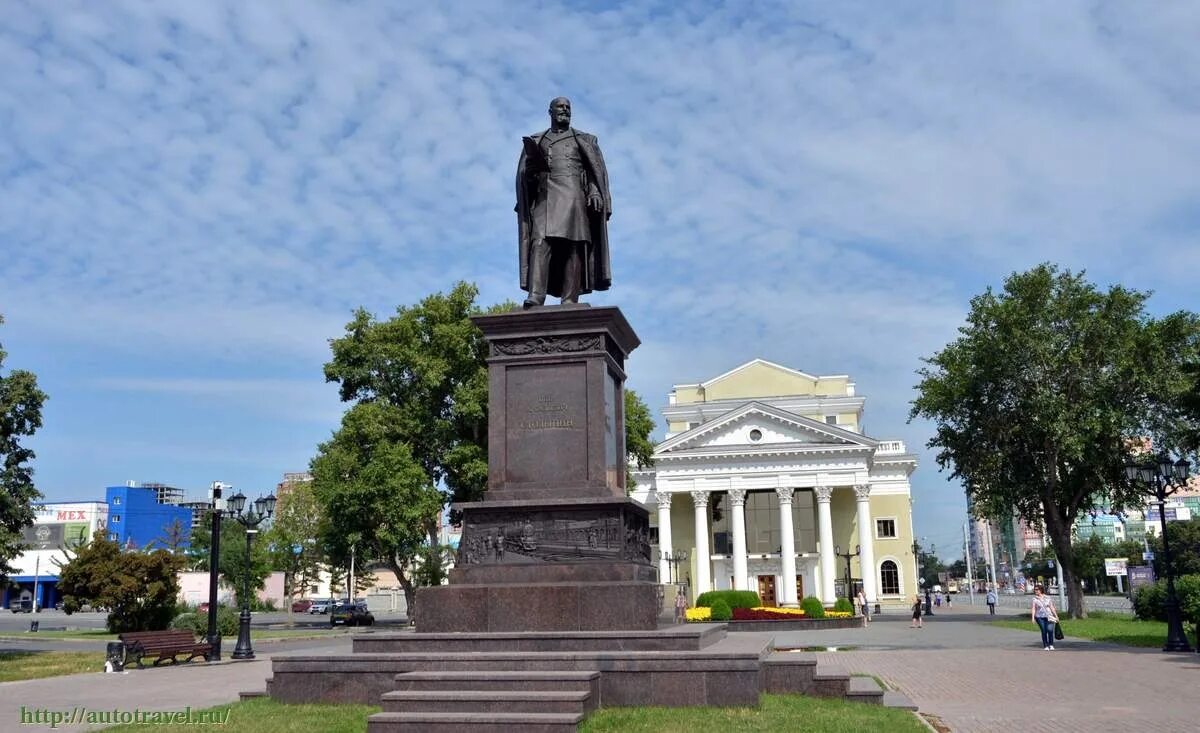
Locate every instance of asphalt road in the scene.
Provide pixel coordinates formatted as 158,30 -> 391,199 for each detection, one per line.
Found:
0,608 -> 410,634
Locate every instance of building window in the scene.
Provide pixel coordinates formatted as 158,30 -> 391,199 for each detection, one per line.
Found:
113,497 -> 121,505
875,518 -> 896,538
112,515 -> 121,523
109,533 -> 118,541
880,560 -> 900,595
824,415 -> 837,425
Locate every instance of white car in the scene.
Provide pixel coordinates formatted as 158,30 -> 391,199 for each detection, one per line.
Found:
308,599 -> 335,614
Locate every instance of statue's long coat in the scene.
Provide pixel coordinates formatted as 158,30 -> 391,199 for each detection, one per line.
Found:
516,128 -> 612,297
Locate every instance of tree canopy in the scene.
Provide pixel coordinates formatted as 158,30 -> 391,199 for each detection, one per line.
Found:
911,264 -> 1200,617
0,315 -> 47,583
58,531 -> 183,632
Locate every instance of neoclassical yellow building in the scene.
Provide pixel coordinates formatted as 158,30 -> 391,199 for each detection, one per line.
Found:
631,359 -> 918,609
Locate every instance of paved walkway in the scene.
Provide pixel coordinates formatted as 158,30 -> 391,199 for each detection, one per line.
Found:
4,605 -> 1198,732
1,638 -> 351,731
805,604 -> 1200,733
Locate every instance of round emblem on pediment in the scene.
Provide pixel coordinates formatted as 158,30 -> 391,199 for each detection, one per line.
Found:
749,429 -> 763,442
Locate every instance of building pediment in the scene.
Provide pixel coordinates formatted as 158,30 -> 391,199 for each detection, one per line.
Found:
655,401 -> 878,457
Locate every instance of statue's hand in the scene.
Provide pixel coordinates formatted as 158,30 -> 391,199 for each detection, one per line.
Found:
587,193 -> 603,213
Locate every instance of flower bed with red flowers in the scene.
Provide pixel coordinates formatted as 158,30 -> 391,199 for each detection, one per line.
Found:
732,607 -> 806,621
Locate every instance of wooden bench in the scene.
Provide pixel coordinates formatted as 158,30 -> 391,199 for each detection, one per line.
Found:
118,630 -> 212,668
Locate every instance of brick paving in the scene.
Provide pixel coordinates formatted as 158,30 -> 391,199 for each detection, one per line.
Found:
808,606 -> 1200,733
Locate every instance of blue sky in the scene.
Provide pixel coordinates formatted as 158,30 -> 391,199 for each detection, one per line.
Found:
2,1 -> 1199,560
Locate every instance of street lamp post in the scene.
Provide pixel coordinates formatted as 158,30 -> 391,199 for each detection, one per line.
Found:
205,481 -> 229,662
227,491 -> 276,661
1125,453 -> 1193,653
835,544 -> 861,605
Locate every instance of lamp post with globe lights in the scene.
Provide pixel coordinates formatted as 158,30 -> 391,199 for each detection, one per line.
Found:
227,491 -> 276,660
1125,453 -> 1192,653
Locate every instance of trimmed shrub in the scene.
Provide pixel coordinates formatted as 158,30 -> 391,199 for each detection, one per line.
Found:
833,598 -> 854,614
800,596 -> 826,619
1134,575 -> 1200,623
709,598 -> 732,621
170,606 -> 238,638
695,590 -> 762,610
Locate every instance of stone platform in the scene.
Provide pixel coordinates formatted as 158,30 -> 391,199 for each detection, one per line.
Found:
255,624 -> 915,731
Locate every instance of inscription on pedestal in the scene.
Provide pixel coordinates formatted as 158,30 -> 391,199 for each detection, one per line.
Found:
504,363 -> 587,486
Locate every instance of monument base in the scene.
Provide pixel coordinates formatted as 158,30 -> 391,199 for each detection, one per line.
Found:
416,581 -> 659,633
418,496 -> 659,633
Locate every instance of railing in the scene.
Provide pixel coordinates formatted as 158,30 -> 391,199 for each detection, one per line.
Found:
876,440 -> 906,454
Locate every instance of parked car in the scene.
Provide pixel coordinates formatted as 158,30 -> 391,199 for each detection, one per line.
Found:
9,599 -> 33,613
291,599 -> 313,613
330,601 -> 374,627
309,599 -> 335,615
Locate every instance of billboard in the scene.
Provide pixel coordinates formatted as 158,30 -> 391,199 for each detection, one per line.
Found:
1128,565 -> 1156,590
1104,558 -> 1128,577
20,522 -> 90,550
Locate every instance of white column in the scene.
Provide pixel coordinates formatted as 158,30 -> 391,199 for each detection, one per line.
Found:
854,484 -> 877,604
655,492 -> 673,583
691,490 -> 711,596
776,487 -> 797,606
815,484 -> 836,604
728,488 -> 748,591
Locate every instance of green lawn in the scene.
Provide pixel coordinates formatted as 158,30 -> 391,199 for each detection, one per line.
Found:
0,650 -> 103,682
93,694 -> 923,732
101,698 -> 379,733
581,694 -> 926,733
991,611 -> 1199,648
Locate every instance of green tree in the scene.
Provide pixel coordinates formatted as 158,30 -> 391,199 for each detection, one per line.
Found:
0,315 -> 47,582
312,402 -> 443,621
151,518 -> 190,554
1148,518 -> 1200,580
264,482 -> 327,624
911,265 -> 1200,617
1070,535 -> 1111,593
624,390 -> 656,489
58,531 -> 184,632
188,512 -> 272,607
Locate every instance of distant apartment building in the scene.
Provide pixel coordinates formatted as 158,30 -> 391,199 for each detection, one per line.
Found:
105,482 -> 194,551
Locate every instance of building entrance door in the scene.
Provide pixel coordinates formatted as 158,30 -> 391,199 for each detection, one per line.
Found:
757,575 -> 776,606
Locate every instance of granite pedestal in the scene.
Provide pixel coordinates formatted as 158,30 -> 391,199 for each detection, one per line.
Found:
416,305 -> 660,633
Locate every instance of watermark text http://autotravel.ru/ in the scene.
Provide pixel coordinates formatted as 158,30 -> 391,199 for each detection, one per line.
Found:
20,706 -> 230,728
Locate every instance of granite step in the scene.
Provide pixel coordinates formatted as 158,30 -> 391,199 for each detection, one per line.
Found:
382,689 -> 593,714
354,625 -> 727,654
367,711 -> 584,733
393,670 -> 600,697
761,651 -> 817,694
882,690 -> 919,711
810,663 -> 850,698
845,676 -> 886,704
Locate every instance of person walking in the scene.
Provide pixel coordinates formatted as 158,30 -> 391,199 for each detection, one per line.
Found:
1030,585 -> 1059,650
674,587 -> 689,625
910,595 -> 923,628
856,588 -> 869,624
934,590 -> 942,608
945,592 -> 952,609
986,588 -> 997,615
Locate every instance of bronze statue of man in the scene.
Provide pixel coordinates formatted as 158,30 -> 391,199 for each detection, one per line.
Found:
515,97 -> 612,307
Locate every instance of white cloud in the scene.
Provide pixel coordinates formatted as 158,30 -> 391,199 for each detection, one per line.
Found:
2,1 -> 1198,542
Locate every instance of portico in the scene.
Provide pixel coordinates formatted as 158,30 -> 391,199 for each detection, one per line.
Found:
630,359 -> 918,609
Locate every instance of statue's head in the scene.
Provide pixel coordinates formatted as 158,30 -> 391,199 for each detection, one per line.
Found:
548,97 -> 571,128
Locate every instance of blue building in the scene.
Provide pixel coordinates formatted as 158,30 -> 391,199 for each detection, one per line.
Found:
105,484 -> 194,551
